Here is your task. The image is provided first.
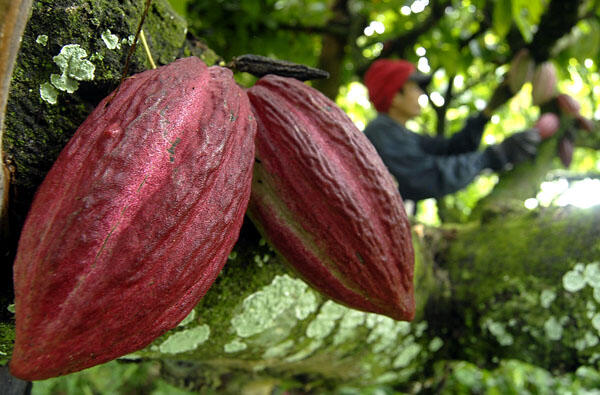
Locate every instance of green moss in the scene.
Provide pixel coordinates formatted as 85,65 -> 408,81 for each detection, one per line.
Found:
0,322 -> 15,365
444,206 -> 600,368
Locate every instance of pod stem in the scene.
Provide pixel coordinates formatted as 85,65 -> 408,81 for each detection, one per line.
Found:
228,54 -> 329,81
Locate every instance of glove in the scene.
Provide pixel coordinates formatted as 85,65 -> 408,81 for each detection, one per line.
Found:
485,129 -> 541,171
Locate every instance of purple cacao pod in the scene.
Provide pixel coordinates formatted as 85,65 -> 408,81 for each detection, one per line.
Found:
558,137 -> 574,168
247,75 -> 415,321
507,49 -> 534,94
557,93 -> 581,116
576,115 -> 594,132
531,62 -> 557,106
535,112 -> 560,139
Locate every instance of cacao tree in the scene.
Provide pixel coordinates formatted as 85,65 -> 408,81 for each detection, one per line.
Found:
1,0 -> 600,393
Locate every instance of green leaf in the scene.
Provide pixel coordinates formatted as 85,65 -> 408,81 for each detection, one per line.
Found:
572,19 -> 600,61
492,0 -> 513,39
511,0 -> 545,43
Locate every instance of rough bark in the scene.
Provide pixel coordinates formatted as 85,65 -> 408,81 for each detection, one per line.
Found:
0,0 -> 33,264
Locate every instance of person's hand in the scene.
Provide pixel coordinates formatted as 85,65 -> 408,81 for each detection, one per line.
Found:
485,129 -> 541,171
498,129 -> 541,164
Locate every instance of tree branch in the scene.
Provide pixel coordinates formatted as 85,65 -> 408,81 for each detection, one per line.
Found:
277,21 -> 349,37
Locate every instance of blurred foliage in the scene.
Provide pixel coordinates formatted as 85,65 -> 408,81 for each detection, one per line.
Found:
32,360 -> 195,395
432,360 -> 600,394
30,358 -> 600,394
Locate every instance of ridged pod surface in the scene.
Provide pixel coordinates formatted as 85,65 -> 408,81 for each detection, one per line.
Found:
246,75 -> 415,321
11,57 -> 256,380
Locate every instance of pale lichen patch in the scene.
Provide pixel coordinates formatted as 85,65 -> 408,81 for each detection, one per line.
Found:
592,314 -> 600,333
563,267 -> 586,292
230,274 -> 310,338
333,309 -> 367,345
429,337 -> 444,352
101,29 -> 120,49
178,309 -> 197,327
263,339 -> 295,359
540,289 -> 557,308
285,340 -> 323,363
45,44 -> 95,100
306,300 -> 346,339
366,315 -> 411,353
294,290 -> 318,320
483,319 -> 514,346
119,353 -> 142,360
40,82 -> 58,104
544,316 -> 563,340
53,44 -> 95,82
50,73 -> 79,93
158,324 -> 210,354
584,262 -> 600,287
374,372 -> 399,384
392,342 -> 422,369
224,340 -> 247,353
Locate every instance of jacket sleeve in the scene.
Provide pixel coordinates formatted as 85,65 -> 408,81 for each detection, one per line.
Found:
375,138 -> 497,200
420,113 -> 490,155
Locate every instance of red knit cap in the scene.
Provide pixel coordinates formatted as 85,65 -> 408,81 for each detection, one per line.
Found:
364,59 -> 416,113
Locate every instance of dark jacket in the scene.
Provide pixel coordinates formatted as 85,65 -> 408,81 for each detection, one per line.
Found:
363,113 -> 502,200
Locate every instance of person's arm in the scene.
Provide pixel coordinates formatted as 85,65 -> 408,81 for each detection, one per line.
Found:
377,130 -> 541,200
377,144 -> 495,200
420,112 -> 490,156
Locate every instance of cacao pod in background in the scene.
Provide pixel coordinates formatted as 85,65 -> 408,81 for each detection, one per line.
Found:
556,93 -> 581,116
558,136 -> 574,168
531,62 -> 557,106
10,57 -> 256,380
576,115 -> 594,132
535,112 -> 560,139
507,48 -> 534,94
247,75 -> 415,321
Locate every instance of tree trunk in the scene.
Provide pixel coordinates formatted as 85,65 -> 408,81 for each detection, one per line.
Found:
2,1 -> 599,392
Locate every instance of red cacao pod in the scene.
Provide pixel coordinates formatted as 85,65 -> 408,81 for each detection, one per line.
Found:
247,75 -> 415,321
558,137 -> 574,168
10,57 -> 256,380
556,93 -> 581,116
576,115 -> 594,132
507,49 -> 534,93
531,62 -> 557,106
535,112 -> 560,139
